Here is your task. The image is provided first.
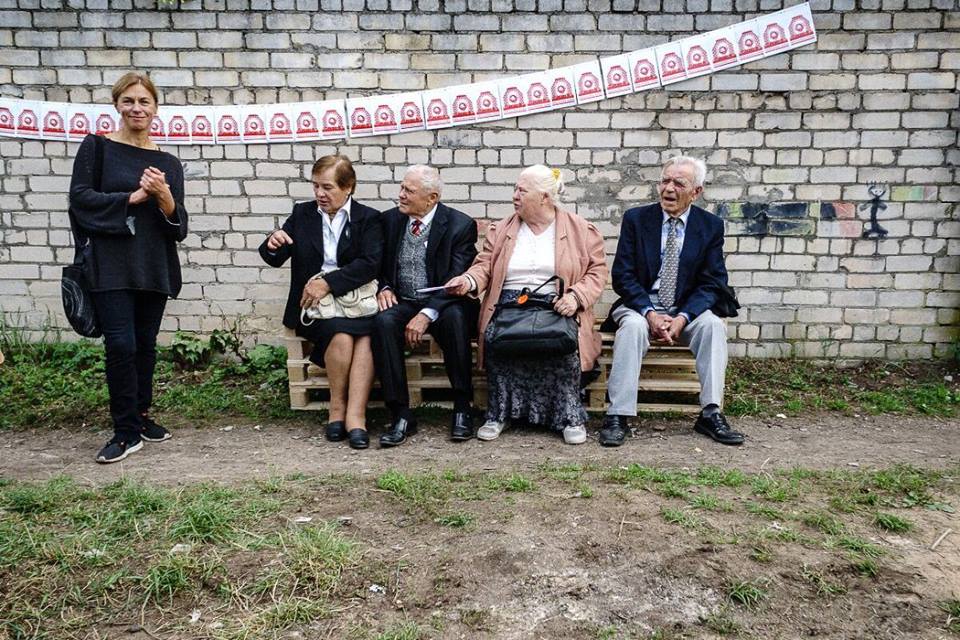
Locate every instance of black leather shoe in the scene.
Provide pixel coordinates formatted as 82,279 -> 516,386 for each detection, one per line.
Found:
694,413 -> 745,446
326,421 -> 347,442
598,415 -> 628,447
379,417 -> 417,448
348,428 -> 369,450
450,411 -> 474,441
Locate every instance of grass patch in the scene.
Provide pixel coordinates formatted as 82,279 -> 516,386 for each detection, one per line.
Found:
661,507 -> 704,530
801,511 -> 845,536
0,338 -> 296,431
435,511 -> 475,528
725,359 -> 958,418
939,599 -> 960,634
872,512 -> 913,533
800,564 -> 847,597
727,578 -> 767,609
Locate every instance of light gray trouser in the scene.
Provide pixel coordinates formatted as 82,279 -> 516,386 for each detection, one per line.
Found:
606,306 -> 727,416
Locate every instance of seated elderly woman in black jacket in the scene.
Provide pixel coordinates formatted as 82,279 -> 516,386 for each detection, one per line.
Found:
260,155 -> 383,449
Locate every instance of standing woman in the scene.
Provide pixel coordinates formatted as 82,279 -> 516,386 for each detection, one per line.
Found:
259,155 -> 383,449
445,165 -> 608,444
68,72 -> 188,463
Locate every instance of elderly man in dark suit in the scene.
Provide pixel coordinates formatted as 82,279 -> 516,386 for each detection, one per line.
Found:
600,156 -> 744,447
372,165 -> 479,447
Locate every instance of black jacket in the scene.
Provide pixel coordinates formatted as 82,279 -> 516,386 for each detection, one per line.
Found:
259,199 -> 383,330
378,203 -> 478,315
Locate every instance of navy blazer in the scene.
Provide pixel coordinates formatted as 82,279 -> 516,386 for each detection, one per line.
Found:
378,202 -> 479,316
608,202 -> 728,322
259,199 -> 383,330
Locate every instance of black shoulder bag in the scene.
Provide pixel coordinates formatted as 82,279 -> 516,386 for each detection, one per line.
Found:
61,135 -> 104,338
487,275 -> 580,359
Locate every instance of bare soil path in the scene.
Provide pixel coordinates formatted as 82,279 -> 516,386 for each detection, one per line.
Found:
4,413 -> 957,485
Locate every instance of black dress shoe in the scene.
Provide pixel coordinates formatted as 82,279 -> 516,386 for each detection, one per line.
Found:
379,417 -> 417,448
348,428 -> 369,450
694,413 -> 745,446
450,411 -> 474,441
598,414 -> 629,447
326,421 -> 347,442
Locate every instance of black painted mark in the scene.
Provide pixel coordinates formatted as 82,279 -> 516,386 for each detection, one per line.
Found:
860,183 -> 889,239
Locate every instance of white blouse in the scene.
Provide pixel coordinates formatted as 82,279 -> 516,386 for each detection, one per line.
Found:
503,220 -> 557,293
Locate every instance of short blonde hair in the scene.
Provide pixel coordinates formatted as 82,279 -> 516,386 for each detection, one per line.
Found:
111,72 -> 159,105
519,164 -> 565,205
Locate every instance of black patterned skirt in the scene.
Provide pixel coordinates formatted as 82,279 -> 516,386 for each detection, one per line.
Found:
483,289 -> 587,431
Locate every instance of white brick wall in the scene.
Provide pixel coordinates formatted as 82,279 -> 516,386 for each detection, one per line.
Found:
0,3 -> 958,359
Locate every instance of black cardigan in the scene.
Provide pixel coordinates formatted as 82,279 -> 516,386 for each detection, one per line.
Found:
68,135 -> 188,297
259,199 -> 383,330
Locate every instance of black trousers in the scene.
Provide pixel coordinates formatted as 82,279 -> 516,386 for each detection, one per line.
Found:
371,299 -> 476,409
91,290 -> 168,439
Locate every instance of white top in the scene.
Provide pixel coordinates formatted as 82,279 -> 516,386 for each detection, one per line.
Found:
318,197 -> 352,274
503,219 -> 557,293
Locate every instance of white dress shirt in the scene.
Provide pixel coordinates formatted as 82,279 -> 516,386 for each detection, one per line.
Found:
318,197 -> 352,274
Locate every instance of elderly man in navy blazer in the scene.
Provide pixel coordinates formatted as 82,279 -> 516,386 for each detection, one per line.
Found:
600,156 -> 744,447
372,165 -> 479,447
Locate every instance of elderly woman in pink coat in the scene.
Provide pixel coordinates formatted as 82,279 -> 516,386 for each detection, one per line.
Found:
446,165 -> 608,445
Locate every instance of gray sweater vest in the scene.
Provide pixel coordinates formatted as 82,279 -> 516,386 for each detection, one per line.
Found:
396,221 -> 431,300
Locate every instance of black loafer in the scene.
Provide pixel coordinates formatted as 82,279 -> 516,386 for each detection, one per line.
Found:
598,414 -> 628,447
326,421 -> 347,442
694,413 -> 745,446
450,411 -> 474,441
348,428 -> 369,450
379,417 -> 417,448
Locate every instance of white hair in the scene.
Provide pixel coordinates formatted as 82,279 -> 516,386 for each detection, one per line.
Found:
405,164 -> 443,197
662,156 -> 707,188
519,164 -> 565,205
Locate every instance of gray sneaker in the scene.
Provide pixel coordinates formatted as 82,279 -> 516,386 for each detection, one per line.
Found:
562,424 -> 587,445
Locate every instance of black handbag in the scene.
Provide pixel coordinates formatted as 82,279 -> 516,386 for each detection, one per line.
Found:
62,135 -> 103,338
487,275 -> 579,359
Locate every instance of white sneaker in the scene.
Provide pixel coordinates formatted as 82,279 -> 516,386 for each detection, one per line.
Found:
562,424 -> 587,445
477,420 -> 507,441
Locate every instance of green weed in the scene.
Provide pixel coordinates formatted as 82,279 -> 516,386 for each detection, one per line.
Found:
938,599 -> 960,633
727,579 -> 767,609
435,511 -> 475,528
872,512 -> 913,533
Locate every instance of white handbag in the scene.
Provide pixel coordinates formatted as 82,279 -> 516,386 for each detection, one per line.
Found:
301,272 -> 379,326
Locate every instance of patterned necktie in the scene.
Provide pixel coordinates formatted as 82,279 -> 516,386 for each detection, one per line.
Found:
659,217 -> 680,309
410,219 -> 422,237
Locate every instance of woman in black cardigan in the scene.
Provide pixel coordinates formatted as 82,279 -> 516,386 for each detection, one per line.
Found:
260,155 -> 383,449
68,72 -> 188,464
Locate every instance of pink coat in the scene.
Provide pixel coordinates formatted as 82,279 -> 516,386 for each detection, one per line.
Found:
465,209 -> 609,371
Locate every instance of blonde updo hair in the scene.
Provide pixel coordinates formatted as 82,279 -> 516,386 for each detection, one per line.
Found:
519,164 -> 565,206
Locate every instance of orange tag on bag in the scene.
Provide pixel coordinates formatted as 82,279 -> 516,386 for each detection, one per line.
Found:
517,294 -> 528,305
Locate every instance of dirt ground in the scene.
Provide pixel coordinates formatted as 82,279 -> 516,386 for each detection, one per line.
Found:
4,412 -> 958,484
2,413 -> 959,639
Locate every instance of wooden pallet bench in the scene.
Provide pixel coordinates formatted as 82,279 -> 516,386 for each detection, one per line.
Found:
284,327 -> 703,414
